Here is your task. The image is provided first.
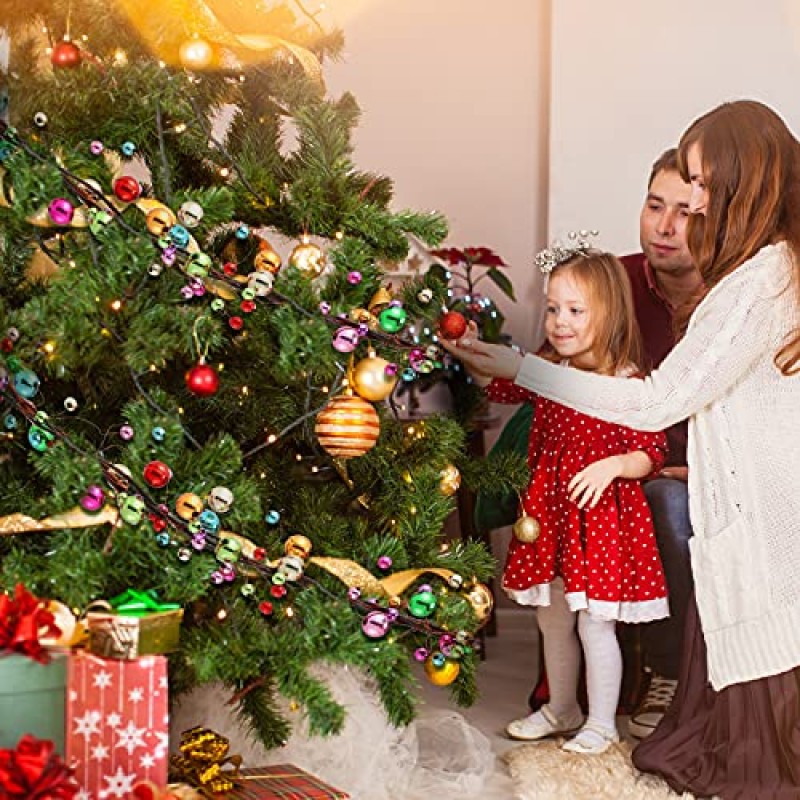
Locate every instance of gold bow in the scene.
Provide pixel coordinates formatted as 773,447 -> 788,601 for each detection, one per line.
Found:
170,727 -> 242,795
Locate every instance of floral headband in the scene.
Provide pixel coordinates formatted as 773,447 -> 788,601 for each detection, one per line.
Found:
534,230 -> 599,274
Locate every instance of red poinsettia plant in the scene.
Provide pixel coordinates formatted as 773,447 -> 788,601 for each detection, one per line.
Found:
430,246 -> 514,343
0,584 -> 61,664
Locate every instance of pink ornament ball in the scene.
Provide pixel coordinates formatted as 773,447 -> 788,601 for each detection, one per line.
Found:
48,198 -> 75,226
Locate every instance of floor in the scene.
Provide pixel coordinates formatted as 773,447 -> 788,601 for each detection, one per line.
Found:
417,608 -> 542,758
417,608 -> 637,756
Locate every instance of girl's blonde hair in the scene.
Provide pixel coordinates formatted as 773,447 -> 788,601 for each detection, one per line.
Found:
539,250 -> 643,376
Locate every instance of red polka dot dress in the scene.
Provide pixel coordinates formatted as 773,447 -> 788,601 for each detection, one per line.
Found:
487,376 -> 669,623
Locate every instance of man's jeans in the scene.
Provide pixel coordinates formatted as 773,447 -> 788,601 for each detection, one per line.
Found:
641,478 -> 693,680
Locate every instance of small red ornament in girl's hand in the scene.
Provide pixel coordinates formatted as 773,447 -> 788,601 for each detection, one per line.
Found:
438,310 -> 468,340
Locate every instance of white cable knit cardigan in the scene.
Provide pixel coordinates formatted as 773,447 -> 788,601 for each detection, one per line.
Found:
514,242 -> 800,690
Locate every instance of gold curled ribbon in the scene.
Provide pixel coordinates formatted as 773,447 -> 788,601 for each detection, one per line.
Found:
0,505 -> 120,536
170,726 -> 242,795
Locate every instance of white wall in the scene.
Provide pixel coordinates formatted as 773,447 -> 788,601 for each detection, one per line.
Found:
324,0 -> 550,351
549,0 -> 800,256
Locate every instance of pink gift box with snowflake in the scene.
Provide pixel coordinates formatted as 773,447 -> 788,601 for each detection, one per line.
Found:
66,650 -> 168,799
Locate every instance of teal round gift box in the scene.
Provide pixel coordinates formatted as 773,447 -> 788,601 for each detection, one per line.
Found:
0,652 -> 66,753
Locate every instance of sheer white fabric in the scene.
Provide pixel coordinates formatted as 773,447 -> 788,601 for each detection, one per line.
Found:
172,664 -> 514,799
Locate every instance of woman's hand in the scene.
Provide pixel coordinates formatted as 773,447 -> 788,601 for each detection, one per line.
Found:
440,322 -> 524,381
567,456 -> 623,509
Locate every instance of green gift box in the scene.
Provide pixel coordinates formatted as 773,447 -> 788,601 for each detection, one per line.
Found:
0,652 -> 66,753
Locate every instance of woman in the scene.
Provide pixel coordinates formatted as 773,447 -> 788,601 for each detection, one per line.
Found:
445,100 -> 800,798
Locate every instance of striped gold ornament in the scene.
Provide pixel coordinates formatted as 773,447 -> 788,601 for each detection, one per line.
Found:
315,393 -> 380,458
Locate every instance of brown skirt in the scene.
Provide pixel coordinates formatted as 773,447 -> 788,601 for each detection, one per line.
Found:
632,595 -> 800,799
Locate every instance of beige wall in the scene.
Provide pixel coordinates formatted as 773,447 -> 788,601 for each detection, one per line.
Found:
549,0 -> 800,255
325,0 -> 551,352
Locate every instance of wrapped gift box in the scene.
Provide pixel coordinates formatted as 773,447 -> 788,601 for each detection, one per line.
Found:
86,590 -> 183,660
229,766 -> 349,799
0,652 -> 67,753
86,608 -> 182,660
66,650 -> 168,798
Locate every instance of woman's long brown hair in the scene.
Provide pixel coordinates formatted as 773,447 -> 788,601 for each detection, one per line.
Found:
676,100 -> 800,375
539,251 -> 643,376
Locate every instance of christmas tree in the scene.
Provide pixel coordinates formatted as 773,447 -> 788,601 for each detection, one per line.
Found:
0,0 -> 511,749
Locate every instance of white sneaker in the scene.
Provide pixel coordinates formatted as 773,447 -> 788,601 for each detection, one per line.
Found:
506,703 -> 585,741
628,674 -> 677,739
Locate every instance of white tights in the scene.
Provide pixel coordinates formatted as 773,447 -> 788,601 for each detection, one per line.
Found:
535,579 -> 622,733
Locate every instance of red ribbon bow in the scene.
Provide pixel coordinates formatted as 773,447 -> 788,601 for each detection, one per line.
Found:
0,584 -> 62,663
0,735 -> 79,799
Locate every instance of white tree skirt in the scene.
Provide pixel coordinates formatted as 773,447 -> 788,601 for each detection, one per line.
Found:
171,663 -> 514,800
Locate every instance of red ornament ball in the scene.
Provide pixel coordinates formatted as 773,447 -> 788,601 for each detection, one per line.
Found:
143,460 -> 173,489
185,361 -> 219,397
51,40 -> 82,69
113,176 -> 142,203
438,310 -> 468,340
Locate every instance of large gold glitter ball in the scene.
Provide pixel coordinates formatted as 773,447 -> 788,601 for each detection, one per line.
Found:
424,655 -> 461,687
289,242 -> 326,278
513,514 -> 541,543
351,355 -> 398,402
466,582 -> 495,626
438,464 -> 461,497
315,394 -> 380,458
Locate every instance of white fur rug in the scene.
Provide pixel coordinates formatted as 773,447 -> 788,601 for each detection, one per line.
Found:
504,739 -> 703,800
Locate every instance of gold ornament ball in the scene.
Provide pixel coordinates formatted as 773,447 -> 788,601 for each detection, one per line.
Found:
284,534 -> 313,560
424,655 -> 461,687
351,355 -> 398,402
513,514 -> 541,543
175,492 -> 204,521
438,464 -> 461,497
315,394 -> 380,458
289,242 -> 326,278
254,245 -> 282,274
179,38 -> 215,70
146,205 -> 177,237
466,582 -> 495,626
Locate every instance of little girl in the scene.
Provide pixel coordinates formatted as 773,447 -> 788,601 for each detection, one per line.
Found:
477,248 -> 669,755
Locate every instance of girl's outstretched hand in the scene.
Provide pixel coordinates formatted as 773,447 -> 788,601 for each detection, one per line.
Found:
440,321 -> 523,381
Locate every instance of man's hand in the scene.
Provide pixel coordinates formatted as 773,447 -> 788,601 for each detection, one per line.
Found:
567,456 -> 623,509
658,466 -> 689,482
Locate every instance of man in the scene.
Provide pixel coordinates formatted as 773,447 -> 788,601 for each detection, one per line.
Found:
621,148 -> 702,738
527,149 -> 702,739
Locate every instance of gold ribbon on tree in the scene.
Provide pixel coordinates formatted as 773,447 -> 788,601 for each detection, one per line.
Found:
114,0 -> 322,82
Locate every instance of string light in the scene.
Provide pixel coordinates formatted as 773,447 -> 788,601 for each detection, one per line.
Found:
266,434 -> 277,444
110,299 -> 123,312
